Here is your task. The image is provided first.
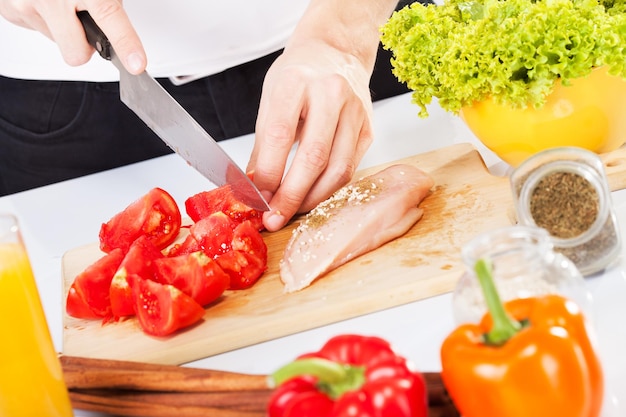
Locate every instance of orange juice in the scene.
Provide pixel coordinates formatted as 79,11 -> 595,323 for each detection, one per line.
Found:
0,224 -> 73,416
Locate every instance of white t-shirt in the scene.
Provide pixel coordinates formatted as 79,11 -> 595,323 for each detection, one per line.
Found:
0,0 -> 309,82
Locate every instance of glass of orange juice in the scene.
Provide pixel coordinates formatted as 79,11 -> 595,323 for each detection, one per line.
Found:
0,214 -> 73,416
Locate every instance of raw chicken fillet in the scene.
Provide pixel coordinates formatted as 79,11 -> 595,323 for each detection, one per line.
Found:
280,164 -> 434,292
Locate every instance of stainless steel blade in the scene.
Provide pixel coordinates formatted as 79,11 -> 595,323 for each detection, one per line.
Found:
77,11 -> 269,212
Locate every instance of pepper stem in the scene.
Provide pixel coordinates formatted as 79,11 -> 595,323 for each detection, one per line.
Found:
269,357 -> 366,399
475,258 -> 522,346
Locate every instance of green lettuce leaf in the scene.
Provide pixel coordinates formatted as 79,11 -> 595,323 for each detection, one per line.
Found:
381,0 -> 626,117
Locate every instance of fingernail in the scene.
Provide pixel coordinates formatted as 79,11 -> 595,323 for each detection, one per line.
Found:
264,210 -> 285,232
126,52 -> 144,74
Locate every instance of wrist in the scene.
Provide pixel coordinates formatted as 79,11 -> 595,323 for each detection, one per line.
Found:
287,0 -> 398,71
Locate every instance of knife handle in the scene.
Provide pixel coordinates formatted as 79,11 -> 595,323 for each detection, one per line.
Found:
77,10 -> 112,60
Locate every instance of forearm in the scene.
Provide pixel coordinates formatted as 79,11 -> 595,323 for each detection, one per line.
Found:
287,0 -> 399,73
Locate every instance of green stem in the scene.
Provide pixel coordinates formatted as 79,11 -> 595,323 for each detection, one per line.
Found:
475,258 -> 522,346
269,357 -> 366,399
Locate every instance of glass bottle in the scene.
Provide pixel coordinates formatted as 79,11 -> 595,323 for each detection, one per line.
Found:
510,146 -> 622,276
0,214 -> 73,416
452,225 -> 592,324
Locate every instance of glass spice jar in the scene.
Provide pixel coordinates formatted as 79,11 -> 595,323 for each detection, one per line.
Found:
510,147 -> 622,276
452,225 -> 592,324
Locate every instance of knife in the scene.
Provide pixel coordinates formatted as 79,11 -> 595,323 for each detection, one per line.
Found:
77,11 -> 270,212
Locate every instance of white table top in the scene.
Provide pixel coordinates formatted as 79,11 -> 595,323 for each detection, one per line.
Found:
1,93 -> 625,416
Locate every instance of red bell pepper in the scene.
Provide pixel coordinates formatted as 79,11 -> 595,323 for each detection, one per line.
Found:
267,334 -> 428,417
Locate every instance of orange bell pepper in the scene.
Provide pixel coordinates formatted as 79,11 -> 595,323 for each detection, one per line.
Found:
441,258 -> 604,417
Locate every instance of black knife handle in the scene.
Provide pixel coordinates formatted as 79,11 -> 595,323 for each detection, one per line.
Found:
77,10 -> 112,60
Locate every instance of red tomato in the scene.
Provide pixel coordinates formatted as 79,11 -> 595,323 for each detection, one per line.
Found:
171,214 -> 268,290
192,212 -> 236,258
154,251 -> 229,306
66,248 -> 125,319
128,274 -> 205,337
99,187 -> 182,253
110,236 -> 163,318
232,220 -> 268,263
168,212 -> 235,258
216,250 -> 266,290
185,185 -> 264,231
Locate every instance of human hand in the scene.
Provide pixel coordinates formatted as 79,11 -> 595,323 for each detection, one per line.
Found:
248,39 -> 375,232
0,0 -> 146,73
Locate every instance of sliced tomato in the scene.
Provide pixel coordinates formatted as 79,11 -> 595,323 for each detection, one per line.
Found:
154,251 -> 229,306
185,185 -> 264,231
99,187 -> 182,253
216,250 -> 267,290
168,211 -> 237,258
128,274 -> 205,337
66,248 -> 125,319
231,220 -> 268,263
110,236 -> 163,318
192,212 -> 237,258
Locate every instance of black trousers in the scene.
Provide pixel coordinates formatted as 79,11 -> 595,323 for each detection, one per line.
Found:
0,0 -> 424,196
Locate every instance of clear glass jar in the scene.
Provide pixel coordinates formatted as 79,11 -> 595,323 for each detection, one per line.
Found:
452,225 -> 592,324
510,147 -> 622,276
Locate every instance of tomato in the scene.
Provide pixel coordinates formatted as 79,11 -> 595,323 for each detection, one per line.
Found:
232,220 -> 268,263
154,251 -> 229,306
65,248 -> 125,319
168,212 -> 236,258
128,274 -> 205,337
185,185 -> 264,231
66,184 -> 269,336
170,215 -> 267,290
216,250 -> 266,290
216,220 -> 268,289
99,187 -> 182,253
110,236 -> 163,318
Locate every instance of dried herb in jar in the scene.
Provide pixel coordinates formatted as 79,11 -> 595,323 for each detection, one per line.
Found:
529,171 -> 598,239
511,147 -> 622,276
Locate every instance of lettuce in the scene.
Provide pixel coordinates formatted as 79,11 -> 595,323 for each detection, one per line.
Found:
381,0 -> 626,117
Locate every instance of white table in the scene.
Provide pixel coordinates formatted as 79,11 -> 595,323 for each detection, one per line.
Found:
1,93 -> 625,416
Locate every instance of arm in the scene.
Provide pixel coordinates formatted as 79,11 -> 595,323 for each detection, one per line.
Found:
247,0 -> 400,231
0,0 -> 146,73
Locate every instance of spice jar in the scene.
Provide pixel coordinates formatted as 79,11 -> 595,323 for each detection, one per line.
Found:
510,147 -> 622,276
452,225 -> 592,324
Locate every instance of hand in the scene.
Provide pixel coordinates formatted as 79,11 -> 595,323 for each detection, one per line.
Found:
0,0 -> 146,73
248,38 -> 375,232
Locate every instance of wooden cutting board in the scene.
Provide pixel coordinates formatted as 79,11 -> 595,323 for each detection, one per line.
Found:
62,143 -> 626,365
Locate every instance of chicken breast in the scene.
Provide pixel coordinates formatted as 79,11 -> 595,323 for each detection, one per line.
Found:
280,164 -> 434,293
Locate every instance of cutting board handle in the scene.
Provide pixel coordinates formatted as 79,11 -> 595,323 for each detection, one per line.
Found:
602,146 -> 626,192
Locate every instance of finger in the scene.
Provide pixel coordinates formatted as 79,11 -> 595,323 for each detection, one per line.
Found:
298,97 -> 371,212
38,1 -> 95,66
262,79 -> 344,231
249,70 -> 306,197
79,0 -> 146,73
0,2 -> 51,36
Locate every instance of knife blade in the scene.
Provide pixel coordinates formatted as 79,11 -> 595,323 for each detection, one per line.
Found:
77,11 -> 270,212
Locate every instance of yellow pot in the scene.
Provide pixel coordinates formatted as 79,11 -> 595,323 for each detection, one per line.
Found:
459,66 -> 626,167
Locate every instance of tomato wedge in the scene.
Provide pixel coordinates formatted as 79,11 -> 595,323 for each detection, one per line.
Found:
66,248 -> 125,319
167,212 -> 235,258
128,274 -> 205,337
110,236 -> 163,318
185,185 -> 264,231
232,220 -> 268,263
154,251 -> 229,306
99,187 -> 182,253
217,250 -> 267,290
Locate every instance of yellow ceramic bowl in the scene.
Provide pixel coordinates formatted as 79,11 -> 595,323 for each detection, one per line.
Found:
459,66 -> 626,167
